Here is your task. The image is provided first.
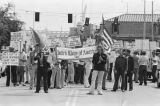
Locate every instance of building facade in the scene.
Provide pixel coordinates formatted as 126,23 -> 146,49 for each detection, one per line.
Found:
104,14 -> 160,41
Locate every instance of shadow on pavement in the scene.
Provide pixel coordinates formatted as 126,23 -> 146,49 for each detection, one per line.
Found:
1,92 -> 35,96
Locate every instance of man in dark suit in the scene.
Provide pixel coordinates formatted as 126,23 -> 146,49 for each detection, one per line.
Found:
111,49 -> 127,92
35,48 -> 49,93
124,49 -> 134,91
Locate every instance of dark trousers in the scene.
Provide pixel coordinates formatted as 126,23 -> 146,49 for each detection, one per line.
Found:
17,66 -> 25,84
89,69 -> 93,85
107,63 -> 113,80
139,65 -> 147,85
36,67 -> 48,92
125,72 -> 133,90
113,71 -> 125,90
152,65 -> 157,82
75,65 -> 84,84
47,69 -> 52,88
6,66 -> 17,86
102,71 -> 108,89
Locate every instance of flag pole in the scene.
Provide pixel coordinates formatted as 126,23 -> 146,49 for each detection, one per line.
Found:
33,12 -> 35,30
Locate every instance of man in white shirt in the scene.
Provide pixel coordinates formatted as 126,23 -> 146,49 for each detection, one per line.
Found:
17,49 -> 27,86
152,52 -> 158,83
107,51 -> 116,81
47,48 -> 62,89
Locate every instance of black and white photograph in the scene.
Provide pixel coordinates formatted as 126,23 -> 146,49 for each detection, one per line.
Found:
0,0 -> 160,106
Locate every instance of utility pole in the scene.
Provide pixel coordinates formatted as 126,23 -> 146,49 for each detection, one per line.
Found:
143,0 -> 146,40
151,0 -> 154,41
74,14 -> 77,27
126,2 -> 129,14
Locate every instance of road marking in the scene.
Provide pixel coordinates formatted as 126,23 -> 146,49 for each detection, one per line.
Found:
71,90 -> 79,106
65,89 -> 79,106
65,90 -> 74,106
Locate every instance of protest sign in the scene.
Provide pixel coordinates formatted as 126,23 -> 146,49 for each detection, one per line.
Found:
112,40 -> 123,49
57,46 -> 96,60
11,31 -> 24,41
124,41 -> 135,50
2,52 -> 19,66
135,39 -> 149,50
50,38 -> 65,47
150,41 -> 157,50
66,36 -> 81,48
10,31 -> 26,52
10,41 -> 21,51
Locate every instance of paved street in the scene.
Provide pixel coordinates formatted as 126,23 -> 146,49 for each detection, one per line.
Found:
0,77 -> 160,106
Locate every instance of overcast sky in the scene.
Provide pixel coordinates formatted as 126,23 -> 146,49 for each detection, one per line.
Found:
1,0 -> 160,31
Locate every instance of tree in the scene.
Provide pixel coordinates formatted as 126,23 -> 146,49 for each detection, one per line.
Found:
0,3 -> 24,49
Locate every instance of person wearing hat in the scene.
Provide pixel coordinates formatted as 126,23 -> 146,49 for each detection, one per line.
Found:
88,45 -> 107,95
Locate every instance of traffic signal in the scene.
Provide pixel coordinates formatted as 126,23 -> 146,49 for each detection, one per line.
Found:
85,17 -> 90,26
112,17 -> 119,34
68,14 -> 72,23
35,12 -> 40,22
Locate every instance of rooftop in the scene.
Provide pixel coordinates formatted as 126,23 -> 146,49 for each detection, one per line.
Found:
106,14 -> 160,23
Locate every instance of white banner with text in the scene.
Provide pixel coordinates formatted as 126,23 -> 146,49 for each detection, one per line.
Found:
57,46 -> 96,60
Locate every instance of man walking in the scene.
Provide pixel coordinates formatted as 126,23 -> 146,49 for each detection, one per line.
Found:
111,49 -> 127,92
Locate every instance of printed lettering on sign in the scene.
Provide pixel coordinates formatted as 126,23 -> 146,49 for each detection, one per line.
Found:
57,46 -> 96,60
2,52 -> 19,66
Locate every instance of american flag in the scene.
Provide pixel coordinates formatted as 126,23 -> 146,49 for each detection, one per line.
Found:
100,16 -> 114,51
30,27 -> 45,49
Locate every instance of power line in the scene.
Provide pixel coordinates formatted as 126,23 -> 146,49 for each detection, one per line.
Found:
16,8 -> 126,15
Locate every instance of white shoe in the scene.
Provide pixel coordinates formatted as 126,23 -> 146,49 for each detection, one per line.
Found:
98,91 -> 103,95
84,86 -> 90,88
